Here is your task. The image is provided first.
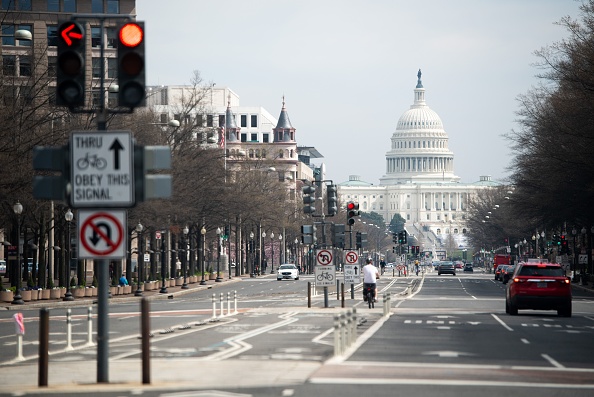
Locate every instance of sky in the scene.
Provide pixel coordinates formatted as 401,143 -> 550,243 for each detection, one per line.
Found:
137,0 -> 583,185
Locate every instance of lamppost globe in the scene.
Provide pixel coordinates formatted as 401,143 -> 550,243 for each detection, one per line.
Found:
270,232 -> 274,239
13,201 -> 23,215
250,231 -> 254,239
136,223 -> 143,233
65,208 -> 73,222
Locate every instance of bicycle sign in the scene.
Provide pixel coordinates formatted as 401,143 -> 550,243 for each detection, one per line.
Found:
316,249 -> 333,266
314,265 -> 335,287
71,130 -> 134,208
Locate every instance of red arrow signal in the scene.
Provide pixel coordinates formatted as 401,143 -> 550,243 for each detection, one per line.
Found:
60,23 -> 83,46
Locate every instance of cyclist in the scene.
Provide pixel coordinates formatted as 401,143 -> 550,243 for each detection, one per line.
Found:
362,258 -> 380,303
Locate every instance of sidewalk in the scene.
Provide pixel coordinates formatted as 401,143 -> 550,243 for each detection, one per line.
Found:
0,274 -> 245,310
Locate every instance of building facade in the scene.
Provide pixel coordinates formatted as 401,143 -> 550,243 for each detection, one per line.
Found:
338,71 -> 499,251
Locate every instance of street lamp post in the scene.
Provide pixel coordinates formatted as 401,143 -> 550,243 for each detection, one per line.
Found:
200,227 -> 207,285
581,226 -> 588,286
250,231 -> 255,277
11,201 -> 24,305
270,232 -> 274,274
532,235 -> 537,258
135,223 -> 144,296
279,233 -> 283,265
63,209 -> 74,301
160,230 -> 168,293
216,227 -> 222,282
572,228 -> 577,280
182,226 -> 189,289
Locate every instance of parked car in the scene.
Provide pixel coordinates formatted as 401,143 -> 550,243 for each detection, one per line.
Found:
0,260 -> 6,274
505,261 -> 571,317
463,263 -> 473,272
437,261 -> 456,276
277,264 -> 299,281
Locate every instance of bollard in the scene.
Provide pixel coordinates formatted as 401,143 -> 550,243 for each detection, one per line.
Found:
234,290 -> 238,314
66,308 -> 73,350
38,308 -> 49,387
341,283 -> 345,308
336,279 -> 340,300
227,292 -> 231,316
13,311 -> 25,361
220,293 -> 224,317
307,282 -> 311,308
340,313 -> 347,354
383,293 -> 387,316
86,306 -> 94,346
333,315 -> 341,356
345,310 -> 352,348
141,298 -> 151,385
212,293 -> 217,319
351,307 -> 357,342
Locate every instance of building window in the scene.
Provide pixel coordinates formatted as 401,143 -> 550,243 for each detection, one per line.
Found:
436,228 -> 441,235
91,27 -> 101,48
1,24 -> 15,46
240,133 -> 247,142
261,149 -> 266,158
47,0 -> 59,11
107,57 -> 116,78
47,26 -> 58,46
262,133 -> 269,143
91,89 -> 101,107
106,27 -> 116,48
91,0 -> 102,12
250,133 -> 257,142
107,0 -> 119,13
47,56 -> 56,77
2,55 -> 15,75
64,0 -> 76,12
240,114 -> 247,128
2,0 -> 31,10
196,114 -> 203,126
92,57 -> 101,78
218,114 -> 225,128
206,115 -> 213,127
251,114 -> 257,127
19,55 -> 31,76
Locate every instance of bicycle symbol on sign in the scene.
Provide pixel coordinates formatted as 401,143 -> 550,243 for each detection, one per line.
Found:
77,153 -> 107,170
316,271 -> 334,282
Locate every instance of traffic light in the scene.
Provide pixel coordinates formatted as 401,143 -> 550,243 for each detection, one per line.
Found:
346,202 -> 360,225
301,224 -> 317,245
32,145 -> 69,200
134,143 -> 172,203
356,232 -> 362,249
224,225 -> 230,238
117,22 -> 146,108
331,223 -> 345,248
402,230 -> 408,245
560,235 -> 568,254
56,21 -> 85,108
302,185 -> 316,214
392,232 -> 398,243
326,184 -> 337,216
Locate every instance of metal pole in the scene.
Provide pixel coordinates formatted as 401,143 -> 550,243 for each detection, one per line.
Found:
160,232 -> 167,293
38,308 -> 49,387
97,258 -> 109,383
141,298 -> 150,384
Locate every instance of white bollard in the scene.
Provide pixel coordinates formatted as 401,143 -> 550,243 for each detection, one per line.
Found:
66,308 -> 73,350
227,292 -> 231,316
345,310 -> 352,349
212,293 -> 217,319
13,313 -> 25,361
340,313 -> 347,354
351,307 -> 357,342
220,293 -> 224,317
16,334 -> 24,361
86,306 -> 94,346
233,290 -> 238,314
333,315 -> 341,356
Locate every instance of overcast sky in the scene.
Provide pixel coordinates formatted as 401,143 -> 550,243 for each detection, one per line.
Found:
137,0 -> 582,185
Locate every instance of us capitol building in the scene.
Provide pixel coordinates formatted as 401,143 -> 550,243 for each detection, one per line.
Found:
337,70 -> 499,251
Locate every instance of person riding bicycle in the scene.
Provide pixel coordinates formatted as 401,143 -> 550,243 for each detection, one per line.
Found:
362,258 -> 379,303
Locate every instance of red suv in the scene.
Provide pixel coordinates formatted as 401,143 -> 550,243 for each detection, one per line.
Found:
505,261 -> 571,317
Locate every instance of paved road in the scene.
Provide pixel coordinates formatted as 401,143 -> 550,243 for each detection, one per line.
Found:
0,271 -> 593,396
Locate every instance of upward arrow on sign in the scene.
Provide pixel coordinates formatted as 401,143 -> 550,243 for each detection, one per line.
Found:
109,138 -> 124,170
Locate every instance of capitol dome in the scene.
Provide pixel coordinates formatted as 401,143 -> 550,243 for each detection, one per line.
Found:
380,70 -> 460,185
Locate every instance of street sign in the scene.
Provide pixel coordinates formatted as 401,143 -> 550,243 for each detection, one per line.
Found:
155,231 -> 161,240
70,131 -> 134,207
344,264 -> 361,284
579,254 -> 588,265
78,210 -> 126,259
344,250 -> 358,264
144,253 -> 150,262
316,249 -> 333,266
314,265 -> 335,287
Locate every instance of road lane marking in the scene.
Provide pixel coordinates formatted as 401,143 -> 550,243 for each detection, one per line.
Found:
542,353 -> 565,368
491,313 -> 513,331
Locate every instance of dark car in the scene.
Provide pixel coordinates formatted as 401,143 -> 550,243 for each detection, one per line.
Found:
437,261 -> 456,276
501,265 -> 515,284
505,261 -> 571,317
494,265 -> 507,281
463,263 -> 473,272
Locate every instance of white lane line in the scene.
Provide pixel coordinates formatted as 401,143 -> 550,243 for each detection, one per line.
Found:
521,338 -> 530,344
542,353 -> 565,368
491,313 -> 513,331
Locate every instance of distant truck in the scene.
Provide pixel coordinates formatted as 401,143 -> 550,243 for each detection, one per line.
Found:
493,254 -> 511,274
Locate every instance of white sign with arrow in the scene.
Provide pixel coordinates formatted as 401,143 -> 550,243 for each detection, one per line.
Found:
344,264 -> 360,284
70,130 -> 134,207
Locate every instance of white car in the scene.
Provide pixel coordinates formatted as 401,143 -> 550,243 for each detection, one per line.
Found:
277,264 -> 299,281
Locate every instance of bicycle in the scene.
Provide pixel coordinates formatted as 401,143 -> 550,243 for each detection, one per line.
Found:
363,283 -> 375,309
316,271 -> 334,282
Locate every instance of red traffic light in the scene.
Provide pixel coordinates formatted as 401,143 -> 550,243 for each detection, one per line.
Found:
58,22 -> 84,47
347,202 -> 356,210
119,22 -> 144,47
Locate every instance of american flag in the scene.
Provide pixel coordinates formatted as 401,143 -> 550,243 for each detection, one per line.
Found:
218,126 -> 225,148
